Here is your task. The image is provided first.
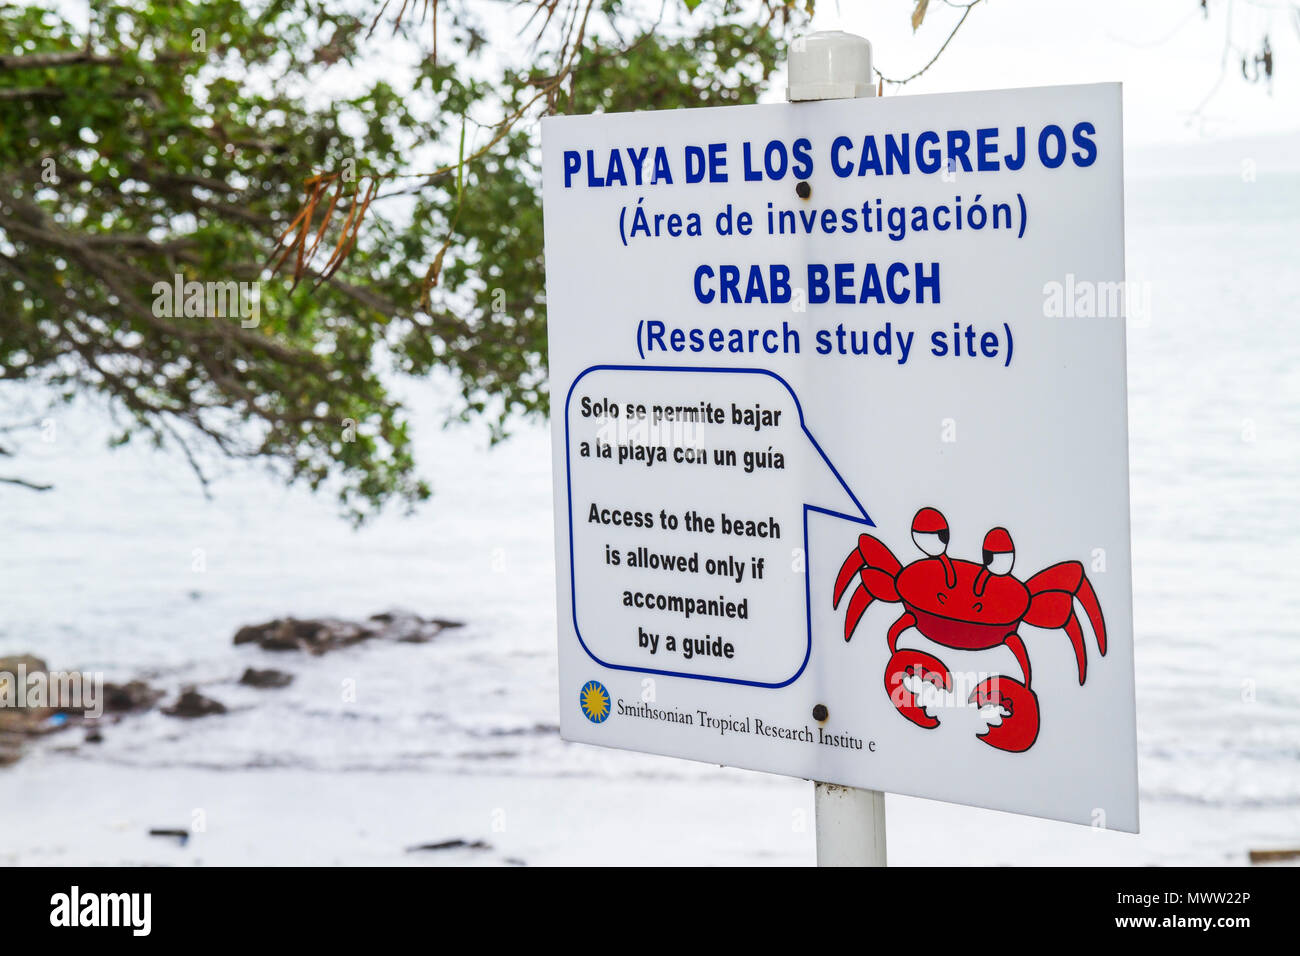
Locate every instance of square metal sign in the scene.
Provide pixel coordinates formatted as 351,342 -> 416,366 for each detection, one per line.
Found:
542,83 -> 1138,831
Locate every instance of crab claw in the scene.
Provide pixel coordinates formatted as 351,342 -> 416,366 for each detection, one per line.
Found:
884,649 -> 952,729
971,676 -> 1041,753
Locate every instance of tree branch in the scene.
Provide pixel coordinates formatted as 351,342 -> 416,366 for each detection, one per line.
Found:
0,50 -> 191,70
0,476 -> 53,491
877,0 -> 984,86
0,51 -> 120,70
0,87 -> 64,101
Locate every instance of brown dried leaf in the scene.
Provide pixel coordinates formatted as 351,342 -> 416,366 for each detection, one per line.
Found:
320,185 -> 363,277
269,176 -> 333,280
912,0 -> 930,32
322,178 -> 378,281
269,172 -> 384,285
419,241 -> 449,312
292,189 -> 316,286
303,180 -> 343,264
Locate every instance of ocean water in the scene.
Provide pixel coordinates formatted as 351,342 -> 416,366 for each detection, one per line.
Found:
0,165 -> 1296,866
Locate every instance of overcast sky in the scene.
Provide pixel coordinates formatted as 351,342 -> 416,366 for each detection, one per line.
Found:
48,0 -> 1298,157
808,0 -> 1299,148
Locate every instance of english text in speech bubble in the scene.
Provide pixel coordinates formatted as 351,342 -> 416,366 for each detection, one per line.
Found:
563,365 -> 871,686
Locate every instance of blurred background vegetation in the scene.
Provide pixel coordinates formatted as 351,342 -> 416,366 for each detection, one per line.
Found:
0,0 -> 814,519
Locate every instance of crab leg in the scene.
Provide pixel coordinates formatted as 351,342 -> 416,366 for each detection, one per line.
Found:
841,587 -> 873,642
833,534 -> 902,642
833,548 -> 867,607
1024,591 -> 1088,683
832,534 -> 902,605
1004,632 -> 1031,687
887,612 -> 916,653
839,576 -> 902,643
1076,574 -> 1107,655
1025,561 -> 1108,685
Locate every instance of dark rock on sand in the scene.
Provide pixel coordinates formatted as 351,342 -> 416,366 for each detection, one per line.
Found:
100,680 -> 166,714
239,667 -> 293,689
0,656 -> 59,765
368,611 -> 464,642
2,655 -> 162,721
163,686 -> 227,718
0,656 -> 55,740
0,654 -> 48,677
0,657 -> 176,765
234,618 -> 374,654
234,611 -> 463,654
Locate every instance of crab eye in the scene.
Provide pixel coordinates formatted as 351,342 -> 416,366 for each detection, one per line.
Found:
981,528 -> 1015,576
912,529 -> 948,557
911,507 -> 949,557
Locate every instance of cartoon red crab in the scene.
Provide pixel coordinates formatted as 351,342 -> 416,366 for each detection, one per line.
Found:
832,507 -> 1107,753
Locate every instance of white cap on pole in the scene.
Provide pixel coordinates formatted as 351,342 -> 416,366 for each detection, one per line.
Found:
787,30 -> 875,102
786,26 -> 888,866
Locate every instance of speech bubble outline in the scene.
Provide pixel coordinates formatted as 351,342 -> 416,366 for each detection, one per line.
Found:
563,364 -> 874,688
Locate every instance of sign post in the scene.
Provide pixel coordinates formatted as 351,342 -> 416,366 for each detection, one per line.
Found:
542,27 -> 1139,863
789,30 -> 890,868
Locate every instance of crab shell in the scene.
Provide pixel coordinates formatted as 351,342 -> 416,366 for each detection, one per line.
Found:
896,557 -> 1029,651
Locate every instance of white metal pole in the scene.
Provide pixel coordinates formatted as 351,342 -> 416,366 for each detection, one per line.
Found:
814,783 -> 887,866
787,30 -> 887,867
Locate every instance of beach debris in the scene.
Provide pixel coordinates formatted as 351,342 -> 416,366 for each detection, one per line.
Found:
1249,848 -> 1300,864
406,838 -> 492,853
163,686 -> 227,718
234,611 -> 463,655
239,667 -> 294,689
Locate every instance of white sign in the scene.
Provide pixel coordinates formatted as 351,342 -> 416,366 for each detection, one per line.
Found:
543,83 -> 1138,831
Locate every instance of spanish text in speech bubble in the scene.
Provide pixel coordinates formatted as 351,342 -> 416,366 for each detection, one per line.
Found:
563,365 -> 870,687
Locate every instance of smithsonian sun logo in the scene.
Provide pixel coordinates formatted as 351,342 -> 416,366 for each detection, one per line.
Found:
579,680 -> 611,723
